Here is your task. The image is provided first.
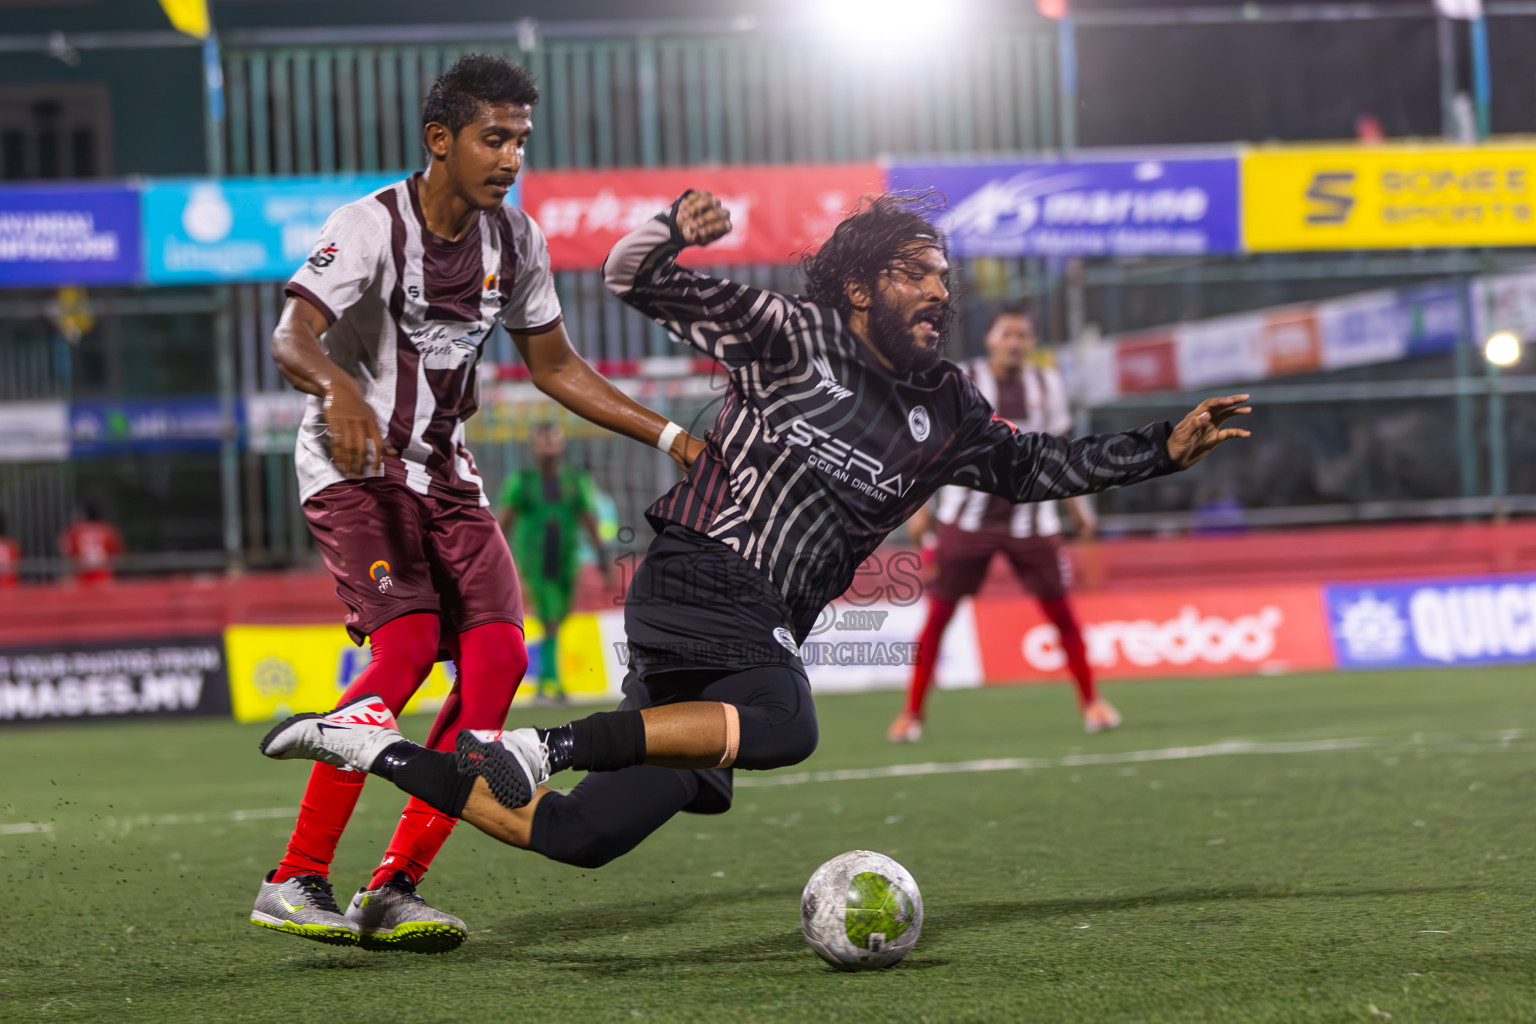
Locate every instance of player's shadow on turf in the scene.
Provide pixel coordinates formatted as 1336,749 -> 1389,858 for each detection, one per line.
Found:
920,883 -> 1475,942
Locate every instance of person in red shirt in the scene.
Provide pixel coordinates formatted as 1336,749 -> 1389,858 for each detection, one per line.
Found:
0,512 -> 20,587
58,504 -> 124,584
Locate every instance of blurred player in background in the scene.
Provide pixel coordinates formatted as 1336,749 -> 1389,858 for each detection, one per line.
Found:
261,190 -> 1252,876
497,422 -> 613,703
890,304 -> 1117,742
253,54 -> 700,953
58,503 -> 124,584
0,511 -> 20,586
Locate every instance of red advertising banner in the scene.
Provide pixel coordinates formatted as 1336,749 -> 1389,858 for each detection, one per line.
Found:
523,164 -> 885,271
1115,332 -> 1180,394
972,583 -> 1334,683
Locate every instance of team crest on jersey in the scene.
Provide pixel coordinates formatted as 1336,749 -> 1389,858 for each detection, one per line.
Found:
369,559 -> 394,594
772,627 -> 800,658
307,242 -> 339,270
483,272 -> 506,306
908,405 -> 931,442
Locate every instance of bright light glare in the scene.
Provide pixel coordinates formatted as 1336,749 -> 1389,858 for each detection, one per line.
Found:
814,0 -> 958,47
1485,331 -> 1522,367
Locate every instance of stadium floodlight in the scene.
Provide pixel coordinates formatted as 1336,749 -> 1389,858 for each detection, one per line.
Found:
1485,331 -> 1521,367
811,0 -> 963,49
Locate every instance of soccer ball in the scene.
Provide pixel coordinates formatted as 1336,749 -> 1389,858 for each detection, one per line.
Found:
800,850 -> 923,971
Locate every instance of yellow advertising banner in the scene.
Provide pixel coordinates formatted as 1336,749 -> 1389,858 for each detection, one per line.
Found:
1243,144 -> 1536,250
224,615 -> 613,723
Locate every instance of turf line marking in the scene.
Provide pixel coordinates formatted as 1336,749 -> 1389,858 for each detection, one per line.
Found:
0,806 -> 295,839
738,737 -> 1383,789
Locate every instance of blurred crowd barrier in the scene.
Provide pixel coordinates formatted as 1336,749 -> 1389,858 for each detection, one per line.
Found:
4,520 -> 1535,726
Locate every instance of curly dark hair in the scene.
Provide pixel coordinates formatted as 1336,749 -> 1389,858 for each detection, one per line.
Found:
799,192 -> 949,316
422,54 -> 540,135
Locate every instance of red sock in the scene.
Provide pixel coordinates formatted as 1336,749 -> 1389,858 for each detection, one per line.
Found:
273,613 -> 440,882
369,621 -> 528,889
273,763 -> 366,881
1040,597 -> 1097,707
904,597 -> 959,718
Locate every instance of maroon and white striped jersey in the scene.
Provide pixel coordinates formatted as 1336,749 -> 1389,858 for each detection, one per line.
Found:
933,357 -> 1075,538
285,173 -> 562,506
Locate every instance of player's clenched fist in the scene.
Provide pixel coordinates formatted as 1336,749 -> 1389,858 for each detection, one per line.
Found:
677,190 -> 732,246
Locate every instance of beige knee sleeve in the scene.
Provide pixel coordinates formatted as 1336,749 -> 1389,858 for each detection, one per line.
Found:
715,703 -> 740,769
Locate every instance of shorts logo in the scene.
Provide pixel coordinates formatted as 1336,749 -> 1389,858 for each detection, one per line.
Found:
772,627 -> 800,658
908,406 -> 931,443
369,559 -> 394,594
307,242 -> 339,269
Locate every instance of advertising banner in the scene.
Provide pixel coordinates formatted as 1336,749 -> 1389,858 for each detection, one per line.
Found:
887,156 -> 1240,258
0,636 -> 229,724
1175,311 -> 1268,390
141,174 -> 406,284
1324,574 -> 1536,669
0,401 -> 70,462
245,391 -> 307,455
523,163 -> 883,271
973,584 -> 1335,682
1114,332 -> 1180,394
0,185 -> 141,287
1244,145 -> 1536,251
1473,266 -> 1536,343
224,614 -> 608,722
224,623 -> 458,723
70,397 -> 228,456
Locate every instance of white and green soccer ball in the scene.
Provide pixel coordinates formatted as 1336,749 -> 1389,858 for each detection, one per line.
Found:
800,850 -> 923,971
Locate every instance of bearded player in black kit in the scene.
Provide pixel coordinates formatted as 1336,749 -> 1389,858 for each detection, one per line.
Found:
262,190 -> 1253,871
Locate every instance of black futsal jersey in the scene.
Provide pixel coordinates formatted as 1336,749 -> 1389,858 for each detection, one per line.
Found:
604,198 -> 1178,643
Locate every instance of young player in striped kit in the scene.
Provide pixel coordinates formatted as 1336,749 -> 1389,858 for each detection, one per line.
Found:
250,55 -> 700,952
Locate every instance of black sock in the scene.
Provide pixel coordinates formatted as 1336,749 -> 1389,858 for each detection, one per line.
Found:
541,710 -> 647,773
372,740 -> 477,817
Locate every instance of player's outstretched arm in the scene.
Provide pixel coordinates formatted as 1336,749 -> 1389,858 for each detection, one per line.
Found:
512,321 -> 705,473
949,393 -> 1253,504
270,295 -> 391,477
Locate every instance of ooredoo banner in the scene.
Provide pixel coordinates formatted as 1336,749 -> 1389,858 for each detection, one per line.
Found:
973,584 -> 1335,683
523,164 -> 883,271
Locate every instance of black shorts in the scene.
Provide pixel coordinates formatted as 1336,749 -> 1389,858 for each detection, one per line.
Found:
619,523 -> 804,688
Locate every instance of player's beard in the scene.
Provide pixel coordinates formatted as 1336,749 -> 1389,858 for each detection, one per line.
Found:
869,293 -> 953,376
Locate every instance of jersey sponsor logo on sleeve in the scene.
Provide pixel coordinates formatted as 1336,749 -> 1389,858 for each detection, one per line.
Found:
908,405 -> 931,442
306,242 -> 339,270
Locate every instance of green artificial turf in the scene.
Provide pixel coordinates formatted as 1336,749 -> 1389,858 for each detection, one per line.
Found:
3,666 -> 1536,1023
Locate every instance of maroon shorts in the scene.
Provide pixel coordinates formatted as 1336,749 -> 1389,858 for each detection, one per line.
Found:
929,523 -> 1071,604
303,477 -> 523,645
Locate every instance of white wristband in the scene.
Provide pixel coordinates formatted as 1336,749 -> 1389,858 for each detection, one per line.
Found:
655,421 -> 684,455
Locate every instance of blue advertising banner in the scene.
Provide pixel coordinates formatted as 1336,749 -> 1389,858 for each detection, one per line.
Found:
1324,575 -> 1536,670
886,156 -> 1241,258
0,186 -> 141,286
141,174 -> 408,284
70,397 -> 230,456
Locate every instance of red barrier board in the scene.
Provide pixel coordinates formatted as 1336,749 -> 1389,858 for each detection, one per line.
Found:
973,583 -> 1334,682
524,164 -> 885,271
